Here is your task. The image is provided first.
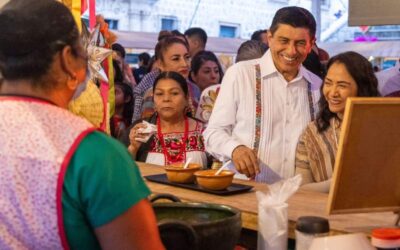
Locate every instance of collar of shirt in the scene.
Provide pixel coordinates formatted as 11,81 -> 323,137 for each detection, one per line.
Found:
259,50 -> 321,89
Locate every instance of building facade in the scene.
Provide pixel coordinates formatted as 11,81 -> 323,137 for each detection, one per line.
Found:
94,0 -> 350,42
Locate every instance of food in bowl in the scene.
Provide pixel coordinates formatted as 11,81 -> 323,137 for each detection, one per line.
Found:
195,169 -> 235,190
165,163 -> 202,183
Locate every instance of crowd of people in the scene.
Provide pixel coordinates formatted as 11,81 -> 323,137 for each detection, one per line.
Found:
0,0 -> 397,248
119,6 -> 389,187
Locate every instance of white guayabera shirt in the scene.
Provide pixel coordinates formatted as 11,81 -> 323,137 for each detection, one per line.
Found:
203,50 -> 322,183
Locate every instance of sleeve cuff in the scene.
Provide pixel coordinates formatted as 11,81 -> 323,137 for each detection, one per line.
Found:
221,140 -> 242,161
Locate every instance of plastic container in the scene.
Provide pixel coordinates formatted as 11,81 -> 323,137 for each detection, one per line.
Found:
295,216 -> 330,250
371,228 -> 400,250
309,233 -> 375,250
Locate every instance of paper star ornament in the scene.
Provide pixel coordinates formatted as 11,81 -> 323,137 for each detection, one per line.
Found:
87,25 -> 112,82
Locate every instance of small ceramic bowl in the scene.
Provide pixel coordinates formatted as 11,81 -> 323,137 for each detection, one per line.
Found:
195,169 -> 235,190
165,163 -> 202,183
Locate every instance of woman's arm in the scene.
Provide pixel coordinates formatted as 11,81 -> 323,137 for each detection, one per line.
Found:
295,166 -> 314,185
95,199 -> 165,250
295,129 -> 332,193
300,179 -> 331,193
127,144 -> 139,157
294,131 -> 315,185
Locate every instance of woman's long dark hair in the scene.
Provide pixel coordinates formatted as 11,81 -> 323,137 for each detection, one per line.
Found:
316,51 -> 380,132
116,82 -> 134,124
153,71 -> 189,96
189,50 -> 224,82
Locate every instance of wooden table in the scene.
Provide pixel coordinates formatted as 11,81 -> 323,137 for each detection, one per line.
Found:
138,162 -> 397,238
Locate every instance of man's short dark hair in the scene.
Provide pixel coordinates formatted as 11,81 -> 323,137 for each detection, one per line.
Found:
269,6 -> 316,39
251,29 -> 268,42
138,52 -> 150,67
184,27 -> 208,46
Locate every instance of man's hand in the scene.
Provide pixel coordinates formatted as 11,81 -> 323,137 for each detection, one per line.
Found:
232,145 -> 260,179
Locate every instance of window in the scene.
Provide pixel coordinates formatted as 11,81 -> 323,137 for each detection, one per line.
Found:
126,53 -> 139,65
321,0 -> 330,9
161,17 -> 177,31
105,19 -> 119,30
321,0 -> 329,5
382,59 -> 397,70
82,17 -> 119,30
219,25 -> 238,38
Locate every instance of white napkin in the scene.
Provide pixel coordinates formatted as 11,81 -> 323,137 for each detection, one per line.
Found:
256,174 -> 302,250
135,121 -> 157,143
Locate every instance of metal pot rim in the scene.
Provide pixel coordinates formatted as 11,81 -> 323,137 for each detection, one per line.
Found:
153,202 -> 241,226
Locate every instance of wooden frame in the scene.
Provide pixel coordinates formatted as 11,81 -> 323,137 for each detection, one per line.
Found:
328,97 -> 400,214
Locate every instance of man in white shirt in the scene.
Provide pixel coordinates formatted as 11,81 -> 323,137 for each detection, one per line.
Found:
204,6 -> 322,183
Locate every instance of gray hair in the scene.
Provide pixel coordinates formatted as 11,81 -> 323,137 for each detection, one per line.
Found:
236,40 -> 268,63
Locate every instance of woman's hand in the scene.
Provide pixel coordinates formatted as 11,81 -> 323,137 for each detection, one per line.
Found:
128,123 -> 148,156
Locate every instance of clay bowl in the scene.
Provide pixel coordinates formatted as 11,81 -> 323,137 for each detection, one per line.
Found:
165,163 -> 202,183
194,169 -> 235,190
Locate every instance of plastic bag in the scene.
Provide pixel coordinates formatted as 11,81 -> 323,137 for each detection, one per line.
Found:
257,174 -> 302,250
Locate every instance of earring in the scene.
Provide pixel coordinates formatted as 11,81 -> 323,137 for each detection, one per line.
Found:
184,106 -> 191,116
67,73 -> 78,90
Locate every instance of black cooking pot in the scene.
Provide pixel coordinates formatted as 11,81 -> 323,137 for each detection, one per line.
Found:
151,194 -> 242,250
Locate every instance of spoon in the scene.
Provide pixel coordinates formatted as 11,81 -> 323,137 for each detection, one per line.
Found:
183,157 -> 192,169
215,160 -> 232,175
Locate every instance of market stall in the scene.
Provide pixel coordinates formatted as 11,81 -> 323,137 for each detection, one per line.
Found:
138,162 -> 397,247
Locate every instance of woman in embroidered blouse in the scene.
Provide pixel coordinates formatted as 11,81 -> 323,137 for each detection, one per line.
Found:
295,51 -> 380,193
128,71 -> 207,168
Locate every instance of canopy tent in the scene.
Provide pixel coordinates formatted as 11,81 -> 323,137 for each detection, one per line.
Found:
112,30 -> 245,55
319,41 -> 400,58
114,29 -> 400,59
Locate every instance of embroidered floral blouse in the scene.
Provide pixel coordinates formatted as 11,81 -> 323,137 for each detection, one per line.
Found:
145,120 -> 207,168
195,84 -> 220,124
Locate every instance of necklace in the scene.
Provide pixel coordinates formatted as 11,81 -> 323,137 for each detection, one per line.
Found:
157,116 -> 189,165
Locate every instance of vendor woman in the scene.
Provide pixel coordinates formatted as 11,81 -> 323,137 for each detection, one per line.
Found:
0,1 -> 164,249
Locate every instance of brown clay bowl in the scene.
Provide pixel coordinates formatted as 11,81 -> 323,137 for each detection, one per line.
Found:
194,169 -> 235,190
165,163 -> 202,183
